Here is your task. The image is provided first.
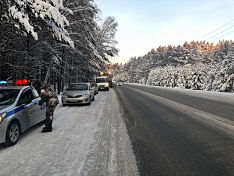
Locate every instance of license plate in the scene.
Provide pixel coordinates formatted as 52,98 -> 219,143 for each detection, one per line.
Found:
67,98 -> 82,103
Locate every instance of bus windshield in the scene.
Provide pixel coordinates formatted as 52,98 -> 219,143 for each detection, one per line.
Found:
96,78 -> 107,83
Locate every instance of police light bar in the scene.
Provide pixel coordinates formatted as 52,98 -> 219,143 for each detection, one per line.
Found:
0,80 -> 11,86
0,80 -> 30,87
14,79 -> 30,85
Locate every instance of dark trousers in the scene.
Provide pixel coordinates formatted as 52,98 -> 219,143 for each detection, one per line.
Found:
45,105 -> 57,127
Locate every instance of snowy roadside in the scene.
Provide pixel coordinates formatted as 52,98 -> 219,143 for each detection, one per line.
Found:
79,89 -> 139,176
126,83 -> 234,104
0,90 -> 138,176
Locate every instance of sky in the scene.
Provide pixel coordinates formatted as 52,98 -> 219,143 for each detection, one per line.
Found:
96,0 -> 234,64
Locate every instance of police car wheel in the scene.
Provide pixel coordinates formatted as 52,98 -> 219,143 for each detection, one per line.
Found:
5,121 -> 21,146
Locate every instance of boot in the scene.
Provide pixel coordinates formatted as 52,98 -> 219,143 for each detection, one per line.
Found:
41,125 -> 52,133
42,124 -> 49,130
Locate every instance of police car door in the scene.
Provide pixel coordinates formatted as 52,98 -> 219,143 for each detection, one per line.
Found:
17,88 -> 35,130
31,88 -> 46,125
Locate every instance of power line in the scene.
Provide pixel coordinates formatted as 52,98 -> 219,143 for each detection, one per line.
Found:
212,29 -> 234,42
201,19 -> 234,40
206,24 -> 234,41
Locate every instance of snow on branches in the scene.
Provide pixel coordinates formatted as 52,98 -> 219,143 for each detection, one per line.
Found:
113,41 -> 234,92
7,0 -> 74,47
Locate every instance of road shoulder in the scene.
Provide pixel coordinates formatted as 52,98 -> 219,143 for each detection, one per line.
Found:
79,89 -> 139,176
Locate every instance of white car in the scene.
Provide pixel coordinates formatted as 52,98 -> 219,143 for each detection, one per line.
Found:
62,83 -> 95,106
116,81 -> 123,86
90,82 -> 98,95
96,77 -> 109,91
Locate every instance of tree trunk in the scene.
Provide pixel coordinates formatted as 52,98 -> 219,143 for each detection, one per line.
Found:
44,66 -> 50,84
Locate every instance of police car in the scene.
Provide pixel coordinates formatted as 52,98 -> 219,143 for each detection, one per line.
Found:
0,80 -> 46,146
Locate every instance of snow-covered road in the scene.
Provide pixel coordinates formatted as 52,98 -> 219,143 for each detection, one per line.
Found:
0,90 -> 138,176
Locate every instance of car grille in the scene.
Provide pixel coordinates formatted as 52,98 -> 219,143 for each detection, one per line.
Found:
67,95 -> 82,98
100,85 -> 104,88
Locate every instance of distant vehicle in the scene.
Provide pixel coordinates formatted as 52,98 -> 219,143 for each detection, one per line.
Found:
96,76 -> 109,91
0,80 -> 46,146
116,81 -> 123,86
99,71 -> 113,88
90,82 -> 98,95
112,81 -> 116,87
62,83 -> 95,106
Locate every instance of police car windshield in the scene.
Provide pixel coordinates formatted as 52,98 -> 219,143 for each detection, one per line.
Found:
67,84 -> 88,91
0,89 -> 20,106
96,78 -> 107,83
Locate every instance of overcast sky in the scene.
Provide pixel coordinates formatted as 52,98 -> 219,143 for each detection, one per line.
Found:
96,0 -> 234,64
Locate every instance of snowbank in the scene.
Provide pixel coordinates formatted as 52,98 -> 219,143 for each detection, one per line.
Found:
126,83 -> 234,104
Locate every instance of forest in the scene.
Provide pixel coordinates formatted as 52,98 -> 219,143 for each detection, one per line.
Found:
0,0 -> 118,93
113,40 -> 234,92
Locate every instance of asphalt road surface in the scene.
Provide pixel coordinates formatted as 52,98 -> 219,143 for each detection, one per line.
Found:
114,84 -> 234,176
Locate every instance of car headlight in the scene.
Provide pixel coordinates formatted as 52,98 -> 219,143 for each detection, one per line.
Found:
82,94 -> 89,97
0,112 -> 7,124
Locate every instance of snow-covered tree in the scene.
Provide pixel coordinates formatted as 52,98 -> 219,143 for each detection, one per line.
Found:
0,0 -> 119,93
96,16 -> 119,58
1,0 -> 74,47
114,40 -> 234,92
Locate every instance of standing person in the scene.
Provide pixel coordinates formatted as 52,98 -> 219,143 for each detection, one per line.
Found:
33,81 -> 59,133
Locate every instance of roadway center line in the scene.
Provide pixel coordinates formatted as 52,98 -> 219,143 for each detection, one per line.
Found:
126,86 -> 234,136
